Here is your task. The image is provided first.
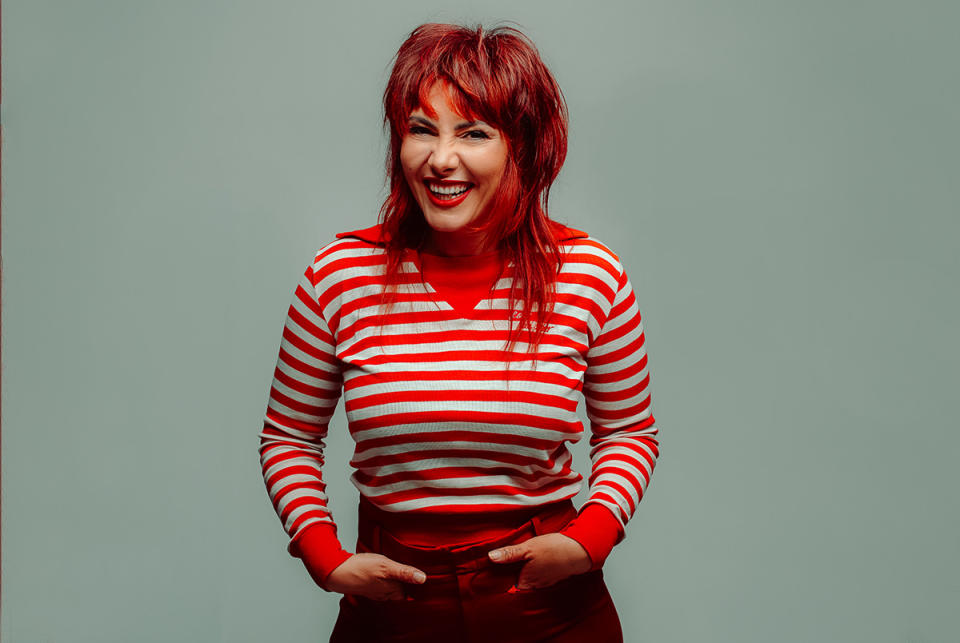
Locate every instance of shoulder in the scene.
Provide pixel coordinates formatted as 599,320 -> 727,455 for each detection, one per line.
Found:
302,225 -> 388,286
334,223 -> 390,246
555,225 -> 625,281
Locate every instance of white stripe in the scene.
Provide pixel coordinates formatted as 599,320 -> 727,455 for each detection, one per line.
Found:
269,376 -> 339,408
275,358 -> 340,390
346,399 -> 574,423
267,399 -> 335,425
351,470 -> 581,496
593,470 -> 643,508
583,367 -> 648,395
260,421 -> 327,445
355,449 -> 576,478
263,454 -> 323,482
277,331 -> 337,373
289,516 -> 336,538
346,378 -> 578,399
586,390 -> 651,414
352,440 -> 560,463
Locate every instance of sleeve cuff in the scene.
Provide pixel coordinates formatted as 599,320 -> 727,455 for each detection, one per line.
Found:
288,522 -> 353,591
559,503 -> 625,571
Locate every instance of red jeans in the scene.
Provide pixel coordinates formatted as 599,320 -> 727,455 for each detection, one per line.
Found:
329,499 -> 623,643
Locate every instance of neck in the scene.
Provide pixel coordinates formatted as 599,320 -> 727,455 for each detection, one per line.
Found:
424,229 -> 496,256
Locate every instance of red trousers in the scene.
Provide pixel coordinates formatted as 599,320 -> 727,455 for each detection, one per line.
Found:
329,498 -> 623,643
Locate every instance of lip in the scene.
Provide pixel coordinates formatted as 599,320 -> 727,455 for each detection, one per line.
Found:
423,178 -> 473,208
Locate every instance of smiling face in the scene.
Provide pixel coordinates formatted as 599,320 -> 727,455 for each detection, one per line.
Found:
400,83 -> 510,256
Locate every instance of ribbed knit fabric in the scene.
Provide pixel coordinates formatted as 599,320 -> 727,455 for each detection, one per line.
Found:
259,222 -> 659,586
418,247 -> 505,314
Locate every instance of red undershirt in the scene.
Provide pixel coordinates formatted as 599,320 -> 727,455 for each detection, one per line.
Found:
417,247 -> 505,314
292,248 -> 625,589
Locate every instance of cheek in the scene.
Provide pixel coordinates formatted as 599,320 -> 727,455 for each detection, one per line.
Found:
399,141 -> 422,181
475,145 -> 509,185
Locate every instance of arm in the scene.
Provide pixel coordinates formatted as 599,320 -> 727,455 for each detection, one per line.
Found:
259,262 -> 351,589
559,266 -> 660,570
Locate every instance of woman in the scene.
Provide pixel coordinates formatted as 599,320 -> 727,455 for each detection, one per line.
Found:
259,23 -> 659,642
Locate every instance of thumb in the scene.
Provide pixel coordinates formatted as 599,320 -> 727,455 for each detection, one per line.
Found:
488,543 -> 527,564
387,562 -> 427,585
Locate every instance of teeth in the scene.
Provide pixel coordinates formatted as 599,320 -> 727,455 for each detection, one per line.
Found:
428,183 -> 470,197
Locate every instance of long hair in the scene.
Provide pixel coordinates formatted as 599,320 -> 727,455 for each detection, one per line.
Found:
379,23 -> 569,351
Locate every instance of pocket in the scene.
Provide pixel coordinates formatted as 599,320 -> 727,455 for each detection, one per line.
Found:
355,536 -> 376,555
510,573 -> 579,595
511,569 -> 602,596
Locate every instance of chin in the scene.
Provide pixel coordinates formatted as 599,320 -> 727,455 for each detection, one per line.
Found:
423,215 -> 472,234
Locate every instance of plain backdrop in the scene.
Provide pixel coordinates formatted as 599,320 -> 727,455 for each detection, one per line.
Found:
2,1 -> 958,641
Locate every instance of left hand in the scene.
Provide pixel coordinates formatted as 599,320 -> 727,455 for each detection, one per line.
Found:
487,533 -> 592,591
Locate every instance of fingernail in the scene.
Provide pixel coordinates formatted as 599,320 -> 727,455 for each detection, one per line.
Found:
414,571 -> 426,583
489,550 -> 503,561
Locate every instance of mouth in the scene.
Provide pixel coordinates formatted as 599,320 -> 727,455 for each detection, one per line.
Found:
424,179 -> 473,207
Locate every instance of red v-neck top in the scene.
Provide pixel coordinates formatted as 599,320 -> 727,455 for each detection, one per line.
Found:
417,248 -> 504,314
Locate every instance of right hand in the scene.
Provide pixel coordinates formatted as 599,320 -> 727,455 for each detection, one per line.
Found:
323,553 -> 427,600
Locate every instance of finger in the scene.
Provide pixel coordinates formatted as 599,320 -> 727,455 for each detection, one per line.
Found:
388,562 -> 427,584
488,543 -> 528,563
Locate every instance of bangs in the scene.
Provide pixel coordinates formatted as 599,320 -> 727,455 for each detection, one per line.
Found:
398,73 -> 501,134
412,77 -> 487,124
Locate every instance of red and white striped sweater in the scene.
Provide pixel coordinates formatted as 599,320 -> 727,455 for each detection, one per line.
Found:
259,223 -> 659,583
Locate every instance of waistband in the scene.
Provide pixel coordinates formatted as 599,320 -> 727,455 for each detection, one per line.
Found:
357,497 -> 578,575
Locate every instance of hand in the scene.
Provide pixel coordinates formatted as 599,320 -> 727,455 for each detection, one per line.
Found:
487,533 -> 592,591
323,553 -> 427,600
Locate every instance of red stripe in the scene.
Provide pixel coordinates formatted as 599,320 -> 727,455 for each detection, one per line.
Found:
347,410 -> 580,434
346,368 -> 581,391
353,429 -> 563,454
352,462 -> 578,488
354,446 -> 568,470
269,387 -> 337,418
272,367 -> 339,399
585,354 -> 648,384
366,476 -> 577,506
280,326 -> 337,366
340,327 -> 586,358
345,389 -> 578,414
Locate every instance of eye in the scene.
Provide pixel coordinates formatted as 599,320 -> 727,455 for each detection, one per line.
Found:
463,129 -> 491,140
408,125 -> 434,135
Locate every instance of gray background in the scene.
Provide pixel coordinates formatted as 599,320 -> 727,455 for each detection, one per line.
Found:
3,1 -> 958,641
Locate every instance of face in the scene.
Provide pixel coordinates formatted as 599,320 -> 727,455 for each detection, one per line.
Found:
400,83 -> 509,255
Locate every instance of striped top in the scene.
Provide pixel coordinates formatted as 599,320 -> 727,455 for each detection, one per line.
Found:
259,223 -> 659,577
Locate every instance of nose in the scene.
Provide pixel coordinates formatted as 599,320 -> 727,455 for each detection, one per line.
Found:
427,137 -> 460,175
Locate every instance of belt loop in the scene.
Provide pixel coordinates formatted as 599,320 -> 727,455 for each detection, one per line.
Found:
530,513 -> 545,536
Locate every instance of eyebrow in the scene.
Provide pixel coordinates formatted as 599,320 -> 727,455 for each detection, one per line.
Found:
408,115 -> 489,130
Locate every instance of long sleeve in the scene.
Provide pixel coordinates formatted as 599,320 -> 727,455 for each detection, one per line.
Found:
258,262 -> 350,587
560,265 -> 659,569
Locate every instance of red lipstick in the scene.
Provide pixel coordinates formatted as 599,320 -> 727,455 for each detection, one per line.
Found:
424,179 -> 473,208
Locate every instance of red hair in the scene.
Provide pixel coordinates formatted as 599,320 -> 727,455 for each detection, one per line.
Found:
379,23 -> 569,350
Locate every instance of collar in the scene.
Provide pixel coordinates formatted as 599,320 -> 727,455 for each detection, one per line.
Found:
335,221 -> 589,246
